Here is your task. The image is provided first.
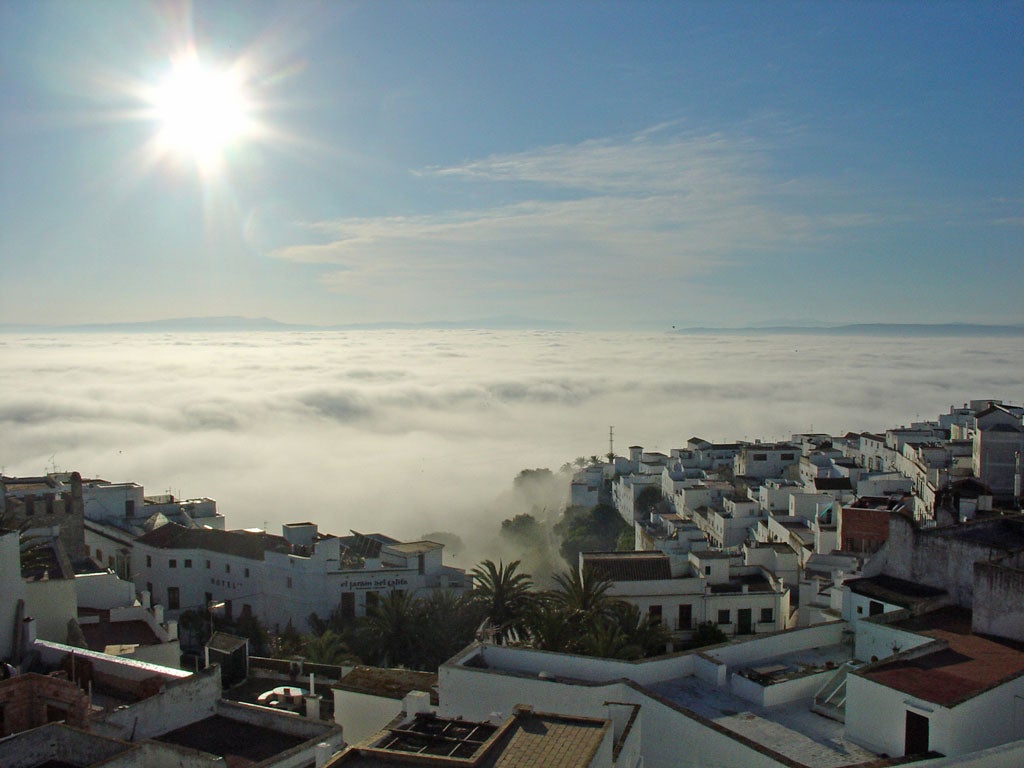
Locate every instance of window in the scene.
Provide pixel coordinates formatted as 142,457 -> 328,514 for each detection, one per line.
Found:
225,564 -> 230,574
205,592 -> 212,607
206,560 -> 211,569
760,608 -> 774,624
286,577 -> 292,589
869,600 -> 884,616
167,587 -> 180,610
678,604 -> 693,630
125,499 -> 135,517
107,556 -> 114,569
340,592 -> 355,619
169,559 -> 177,568
184,559 -> 192,568
366,591 -> 379,610
146,582 -> 153,597
781,453 -> 794,461
704,565 -> 712,575
96,548 -> 103,560
649,605 -> 662,625
753,453 -> 767,462
244,568 -> 250,578
146,555 -> 152,567
717,609 -> 731,625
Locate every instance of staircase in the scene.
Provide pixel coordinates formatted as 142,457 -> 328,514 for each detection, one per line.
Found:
811,660 -> 861,722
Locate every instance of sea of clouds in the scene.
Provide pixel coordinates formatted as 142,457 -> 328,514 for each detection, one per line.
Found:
2,330 -> 1020,569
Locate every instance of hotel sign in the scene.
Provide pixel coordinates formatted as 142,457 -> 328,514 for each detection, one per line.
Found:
336,576 -> 410,591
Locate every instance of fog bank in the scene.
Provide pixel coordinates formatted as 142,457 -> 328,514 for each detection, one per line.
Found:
1,330 -> 1020,569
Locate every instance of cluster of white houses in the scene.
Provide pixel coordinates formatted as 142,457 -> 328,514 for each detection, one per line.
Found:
566,399 -> 1024,647
2,396 -> 1024,767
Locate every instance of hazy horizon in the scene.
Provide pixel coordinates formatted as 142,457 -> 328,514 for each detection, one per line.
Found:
3,330 -> 1020,570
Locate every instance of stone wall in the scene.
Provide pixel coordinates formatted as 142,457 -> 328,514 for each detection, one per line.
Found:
972,553 -> 1024,642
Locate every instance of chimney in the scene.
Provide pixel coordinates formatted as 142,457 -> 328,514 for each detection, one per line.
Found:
403,690 -> 432,716
315,742 -> 338,767
305,693 -> 322,719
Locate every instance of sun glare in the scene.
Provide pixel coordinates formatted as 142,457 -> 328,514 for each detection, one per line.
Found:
149,52 -> 254,174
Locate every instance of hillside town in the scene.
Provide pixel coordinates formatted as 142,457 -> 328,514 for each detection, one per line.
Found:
2,397 -> 1023,767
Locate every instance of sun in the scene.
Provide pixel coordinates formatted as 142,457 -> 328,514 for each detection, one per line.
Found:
148,51 -> 254,174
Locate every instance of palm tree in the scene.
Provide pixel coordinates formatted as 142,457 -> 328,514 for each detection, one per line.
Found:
605,601 -> 671,659
418,590 -> 485,668
576,618 -> 640,660
470,559 -> 534,644
301,629 -> 354,666
551,566 -> 614,622
362,590 -> 423,667
522,596 -> 574,653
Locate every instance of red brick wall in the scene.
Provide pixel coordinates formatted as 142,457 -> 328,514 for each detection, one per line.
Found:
0,672 -> 90,736
840,508 -> 891,554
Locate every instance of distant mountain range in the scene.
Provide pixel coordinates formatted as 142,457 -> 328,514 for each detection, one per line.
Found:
0,315 -> 572,333
670,323 -> 1024,337
1,317 -> 1021,336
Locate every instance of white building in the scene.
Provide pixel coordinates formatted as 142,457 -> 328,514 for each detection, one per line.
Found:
733,443 -> 801,481
582,550 -> 789,638
131,522 -> 468,633
434,565 -> 1024,767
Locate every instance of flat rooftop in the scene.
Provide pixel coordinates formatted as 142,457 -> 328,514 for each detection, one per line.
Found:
844,574 -> 947,609
648,662 -> 876,768
931,515 -> 1024,550
859,606 -> 1024,707
155,714 -> 307,763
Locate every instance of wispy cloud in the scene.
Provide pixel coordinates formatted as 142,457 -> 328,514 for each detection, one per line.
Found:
273,127 -> 857,317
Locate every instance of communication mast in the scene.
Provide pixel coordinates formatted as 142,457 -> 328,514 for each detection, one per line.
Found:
609,426 -> 615,460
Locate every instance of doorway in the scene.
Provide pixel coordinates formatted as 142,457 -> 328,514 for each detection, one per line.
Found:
737,608 -> 753,635
905,710 -> 929,755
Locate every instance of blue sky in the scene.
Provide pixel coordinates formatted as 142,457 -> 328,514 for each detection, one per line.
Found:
1,1 -> 1021,329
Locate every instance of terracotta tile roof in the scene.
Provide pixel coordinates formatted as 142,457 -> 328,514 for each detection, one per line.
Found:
583,552 -> 672,581
483,711 -> 608,768
334,666 -> 438,702
80,619 -> 161,652
135,523 -> 289,560
859,607 -> 1024,706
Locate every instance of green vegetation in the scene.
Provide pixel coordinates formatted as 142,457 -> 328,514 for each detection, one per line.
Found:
554,503 -> 630,565
634,485 -> 664,519
302,589 -> 486,671
469,559 -> 534,643
683,621 -> 729,649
